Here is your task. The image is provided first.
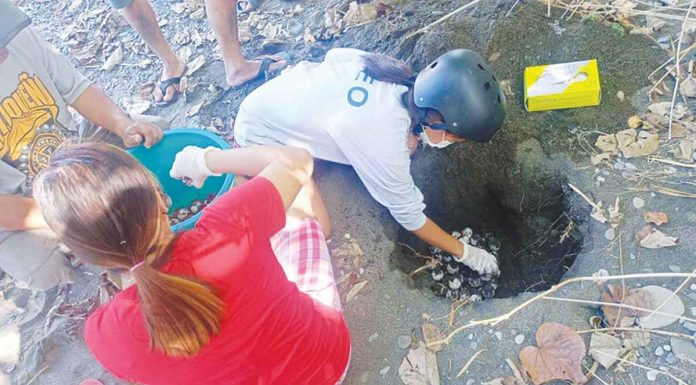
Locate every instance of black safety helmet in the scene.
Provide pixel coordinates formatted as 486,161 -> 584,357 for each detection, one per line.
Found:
413,49 -> 506,142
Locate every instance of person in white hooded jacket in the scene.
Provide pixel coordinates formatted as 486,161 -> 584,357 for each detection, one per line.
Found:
233,48 -> 507,276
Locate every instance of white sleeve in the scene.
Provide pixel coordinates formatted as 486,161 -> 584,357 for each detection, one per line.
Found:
324,48 -> 368,64
336,129 -> 427,231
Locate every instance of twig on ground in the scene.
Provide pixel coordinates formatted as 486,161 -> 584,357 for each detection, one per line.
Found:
506,0 -> 522,17
576,327 -> 696,341
584,362 -> 609,385
648,157 -> 696,169
505,358 -> 525,383
404,0 -> 484,39
649,184 -> 696,198
668,0 -> 696,139
544,296 -> 696,324
593,350 -> 688,385
409,258 -> 439,276
25,365 -> 49,385
432,272 -> 696,347
614,234 -> 627,329
568,183 -> 603,211
456,349 -> 487,378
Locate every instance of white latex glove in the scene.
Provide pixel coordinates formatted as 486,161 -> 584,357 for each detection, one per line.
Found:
169,146 -> 221,188
454,240 -> 500,276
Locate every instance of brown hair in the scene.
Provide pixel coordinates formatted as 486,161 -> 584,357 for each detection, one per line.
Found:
361,52 -> 414,86
33,143 -> 224,357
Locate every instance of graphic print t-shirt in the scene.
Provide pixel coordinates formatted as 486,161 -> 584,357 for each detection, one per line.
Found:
0,27 -> 90,195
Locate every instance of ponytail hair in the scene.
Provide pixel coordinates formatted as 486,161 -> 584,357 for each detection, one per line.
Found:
361,52 -> 415,86
33,143 -> 224,357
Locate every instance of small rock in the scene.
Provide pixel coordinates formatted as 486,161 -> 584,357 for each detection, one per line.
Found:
613,161 -> 625,170
650,192 -> 656,198
646,370 -> 658,381
668,265 -> 681,273
515,334 -> 525,345
344,233 -> 351,239
624,162 -> 637,171
605,228 -> 616,240
655,346 -> 664,356
663,344 -> 671,351
665,352 -> 678,365
468,333 -> 474,340
633,197 -> 645,209
470,341 -> 478,350
684,322 -> 696,332
690,283 -> 696,291
617,90 -> 625,101
379,366 -> 390,376
488,329 -> 494,335
466,380 -> 475,385
630,253 -> 636,260
639,356 -> 647,364
368,333 -> 379,342
397,335 -> 411,349
671,336 -> 696,361
494,331 -> 503,341
596,176 -> 606,183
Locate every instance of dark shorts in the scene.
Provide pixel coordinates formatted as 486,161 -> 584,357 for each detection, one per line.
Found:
109,0 -> 134,9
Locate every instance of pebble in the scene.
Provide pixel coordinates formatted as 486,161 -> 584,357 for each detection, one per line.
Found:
646,370 -> 658,381
690,283 -> 696,291
596,176 -> 605,183
494,331 -> 503,341
468,333 -> 474,340
613,161 -> 625,170
466,380 -> 475,385
650,192 -> 656,198
665,352 -> 678,365
604,228 -> 616,240
633,197 -> 645,209
358,267 -> 365,275
630,253 -> 636,260
668,265 -> 681,273
470,341 -> 478,350
663,344 -> 671,352
397,335 -> 411,349
488,329 -> 494,335
684,322 -> 696,332
671,336 -> 696,361
515,334 -> 525,345
624,162 -> 637,171
344,233 -> 351,239
379,366 -> 390,376
368,333 -> 379,342
655,346 -> 664,356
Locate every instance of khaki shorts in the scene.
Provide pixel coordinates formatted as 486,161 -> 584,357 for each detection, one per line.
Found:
0,114 -> 169,290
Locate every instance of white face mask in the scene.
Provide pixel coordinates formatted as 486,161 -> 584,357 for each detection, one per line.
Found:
419,129 -> 454,149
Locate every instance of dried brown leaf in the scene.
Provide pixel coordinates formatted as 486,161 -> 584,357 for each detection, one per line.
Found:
398,342 -> 440,385
102,46 -> 123,71
344,280 -> 367,302
637,227 -> 679,249
590,152 -> 612,165
616,129 -> 659,159
422,323 -> 444,352
519,323 -> 586,385
601,284 -> 652,327
643,211 -> 668,226
594,134 -> 618,154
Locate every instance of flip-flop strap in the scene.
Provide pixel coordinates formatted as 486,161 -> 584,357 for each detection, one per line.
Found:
158,77 -> 182,94
257,58 -> 274,81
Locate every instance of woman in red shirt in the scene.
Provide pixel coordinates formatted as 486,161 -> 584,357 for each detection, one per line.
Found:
33,142 -> 350,385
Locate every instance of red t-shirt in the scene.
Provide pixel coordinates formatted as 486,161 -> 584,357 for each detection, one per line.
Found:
84,177 -> 350,385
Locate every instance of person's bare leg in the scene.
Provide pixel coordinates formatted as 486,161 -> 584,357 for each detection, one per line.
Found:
205,0 -> 286,87
119,0 -> 185,103
287,179 -> 332,238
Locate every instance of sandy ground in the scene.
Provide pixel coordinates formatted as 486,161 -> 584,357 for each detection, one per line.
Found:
2,0 -> 696,384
